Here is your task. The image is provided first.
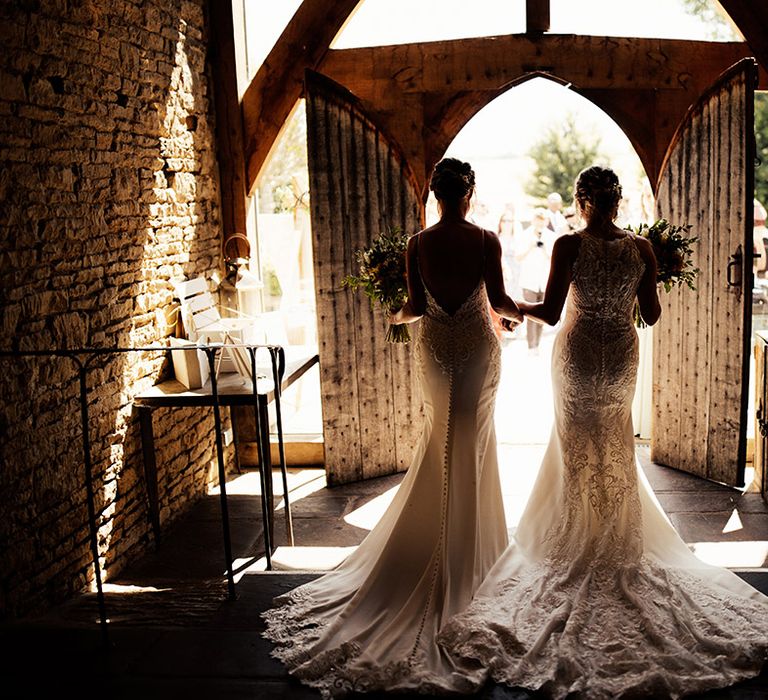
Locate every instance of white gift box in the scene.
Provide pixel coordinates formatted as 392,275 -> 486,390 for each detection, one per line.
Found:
169,337 -> 210,389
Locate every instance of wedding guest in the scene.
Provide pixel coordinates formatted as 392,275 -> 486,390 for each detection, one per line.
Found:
498,208 -> 521,297
563,205 -> 578,232
516,208 -> 554,354
545,192 -> 568,236
755,198 -> 768,279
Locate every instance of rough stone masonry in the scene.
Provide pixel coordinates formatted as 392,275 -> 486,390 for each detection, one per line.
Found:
0,0 -> 235,617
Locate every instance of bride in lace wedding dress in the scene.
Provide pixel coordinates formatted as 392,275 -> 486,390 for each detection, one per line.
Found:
261,158 -> 523,697
440,166 -> 768,698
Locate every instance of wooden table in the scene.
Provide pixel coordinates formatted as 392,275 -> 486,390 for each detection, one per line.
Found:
134,348 -> 319,596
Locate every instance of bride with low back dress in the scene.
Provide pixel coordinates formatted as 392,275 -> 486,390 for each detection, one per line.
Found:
261,158 -> 523,696
440,166 -> 768,698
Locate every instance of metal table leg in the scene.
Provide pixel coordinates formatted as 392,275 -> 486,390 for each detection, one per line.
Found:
248,349 -> 272,570
257,394 -> 276,558
269,347 -> 294,546
138,406 -> 161,542
206,349 -> 237,600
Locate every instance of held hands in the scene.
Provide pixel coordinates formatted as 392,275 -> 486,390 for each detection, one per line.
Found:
501,309 -> 524,332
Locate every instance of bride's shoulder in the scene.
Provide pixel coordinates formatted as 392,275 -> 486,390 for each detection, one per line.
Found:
627,232 -> 654,256
553,231 -> 583,254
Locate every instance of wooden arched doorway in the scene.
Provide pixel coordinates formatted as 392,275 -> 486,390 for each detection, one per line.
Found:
304,58 -> 757,486
216,3 -> 768,486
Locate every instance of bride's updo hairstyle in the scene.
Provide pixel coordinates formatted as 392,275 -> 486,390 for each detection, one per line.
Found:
574,166 -> 622,223
430,157 -> 475,202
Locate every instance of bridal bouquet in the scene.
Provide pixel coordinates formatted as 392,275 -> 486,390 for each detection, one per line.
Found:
625,218 -> 699,327
342,226 -> 411,343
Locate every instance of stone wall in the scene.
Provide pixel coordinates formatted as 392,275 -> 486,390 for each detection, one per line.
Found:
0,0 -> 233,617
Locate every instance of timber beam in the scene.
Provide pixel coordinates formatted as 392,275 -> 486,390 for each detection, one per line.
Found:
320,35 -> 764,195
242,26 -> 767,197
208,1 -> 249,256
241,0 -> 361,195
526,0 -> 550,33
321,36 -> 759,94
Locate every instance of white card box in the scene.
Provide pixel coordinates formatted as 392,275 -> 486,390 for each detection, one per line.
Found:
169,337 -> 210,389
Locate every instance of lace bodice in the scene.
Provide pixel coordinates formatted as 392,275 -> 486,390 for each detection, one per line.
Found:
418,281 -> 499,377
566,233 -> 644,326
549,233 -> 646,565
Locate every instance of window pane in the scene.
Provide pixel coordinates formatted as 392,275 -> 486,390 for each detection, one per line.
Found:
238,0 -> 304,90
334,0 -> 741,47
549,0 -> 741,41
253,100 -> 322,434
333,0 -> 526,49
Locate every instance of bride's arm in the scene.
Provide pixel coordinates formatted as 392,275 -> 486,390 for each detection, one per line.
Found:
634,237 -> 662,325
390,234 -> 426,324
517,234 -> 579,325
484,231 -> 524,325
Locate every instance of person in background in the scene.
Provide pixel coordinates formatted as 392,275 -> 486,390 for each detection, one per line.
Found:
494,207 -> 522,345
563,205 -> 578,232
497,207 -> 521,297
755,198 -> 768,279
545,192 -> 569,237
516,208 -> 554,355
470,199 -> 494,230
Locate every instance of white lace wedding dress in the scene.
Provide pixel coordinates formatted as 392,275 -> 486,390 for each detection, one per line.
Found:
262,266 -> 508,696
439,232 -> 768,698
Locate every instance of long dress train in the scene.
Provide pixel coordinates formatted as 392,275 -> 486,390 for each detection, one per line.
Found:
440,233 -> 768,699
262,272 -> 508,697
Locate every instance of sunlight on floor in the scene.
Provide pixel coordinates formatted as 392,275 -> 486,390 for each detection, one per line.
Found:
723,509 -> 745,534
343,486 -> 400,530
208,466 -> 327,509
690,541 -> 768,569
271,546 -> 357,571
101,583 -> 172,594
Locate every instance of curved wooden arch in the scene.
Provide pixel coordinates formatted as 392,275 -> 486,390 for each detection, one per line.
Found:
419,71 -> 662,201
321,35 -> 762,197
421,72 -> 572,198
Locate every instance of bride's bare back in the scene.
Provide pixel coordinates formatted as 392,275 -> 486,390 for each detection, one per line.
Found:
413,220 -> 486,315
390,158 -> 520,327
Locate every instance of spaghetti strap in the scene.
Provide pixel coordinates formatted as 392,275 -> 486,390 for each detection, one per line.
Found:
414,232 -> 424,285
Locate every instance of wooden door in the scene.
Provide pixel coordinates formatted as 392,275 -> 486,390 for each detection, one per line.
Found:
755,332 -> 768,501
652,59 -> 757,486
304,70 -> 424,486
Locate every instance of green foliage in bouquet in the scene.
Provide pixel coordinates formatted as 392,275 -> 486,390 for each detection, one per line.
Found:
625,218 -> 699,327
342,226 -> 411,343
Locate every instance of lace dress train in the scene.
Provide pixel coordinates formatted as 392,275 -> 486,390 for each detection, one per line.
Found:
262,280 -> 507,697
440,234 -> 768,699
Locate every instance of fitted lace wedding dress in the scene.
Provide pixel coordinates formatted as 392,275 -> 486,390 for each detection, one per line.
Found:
440,232 -> 768,698
262,262 -> 507,696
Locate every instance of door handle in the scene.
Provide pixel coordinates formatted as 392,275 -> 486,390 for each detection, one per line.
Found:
727,244 -> 743,292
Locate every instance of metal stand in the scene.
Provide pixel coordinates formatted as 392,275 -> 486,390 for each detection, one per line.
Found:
269,346 -> 294,546
205,346 -> 237,600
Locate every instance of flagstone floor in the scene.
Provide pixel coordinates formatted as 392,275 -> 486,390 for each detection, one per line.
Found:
3,437 -> 767,699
